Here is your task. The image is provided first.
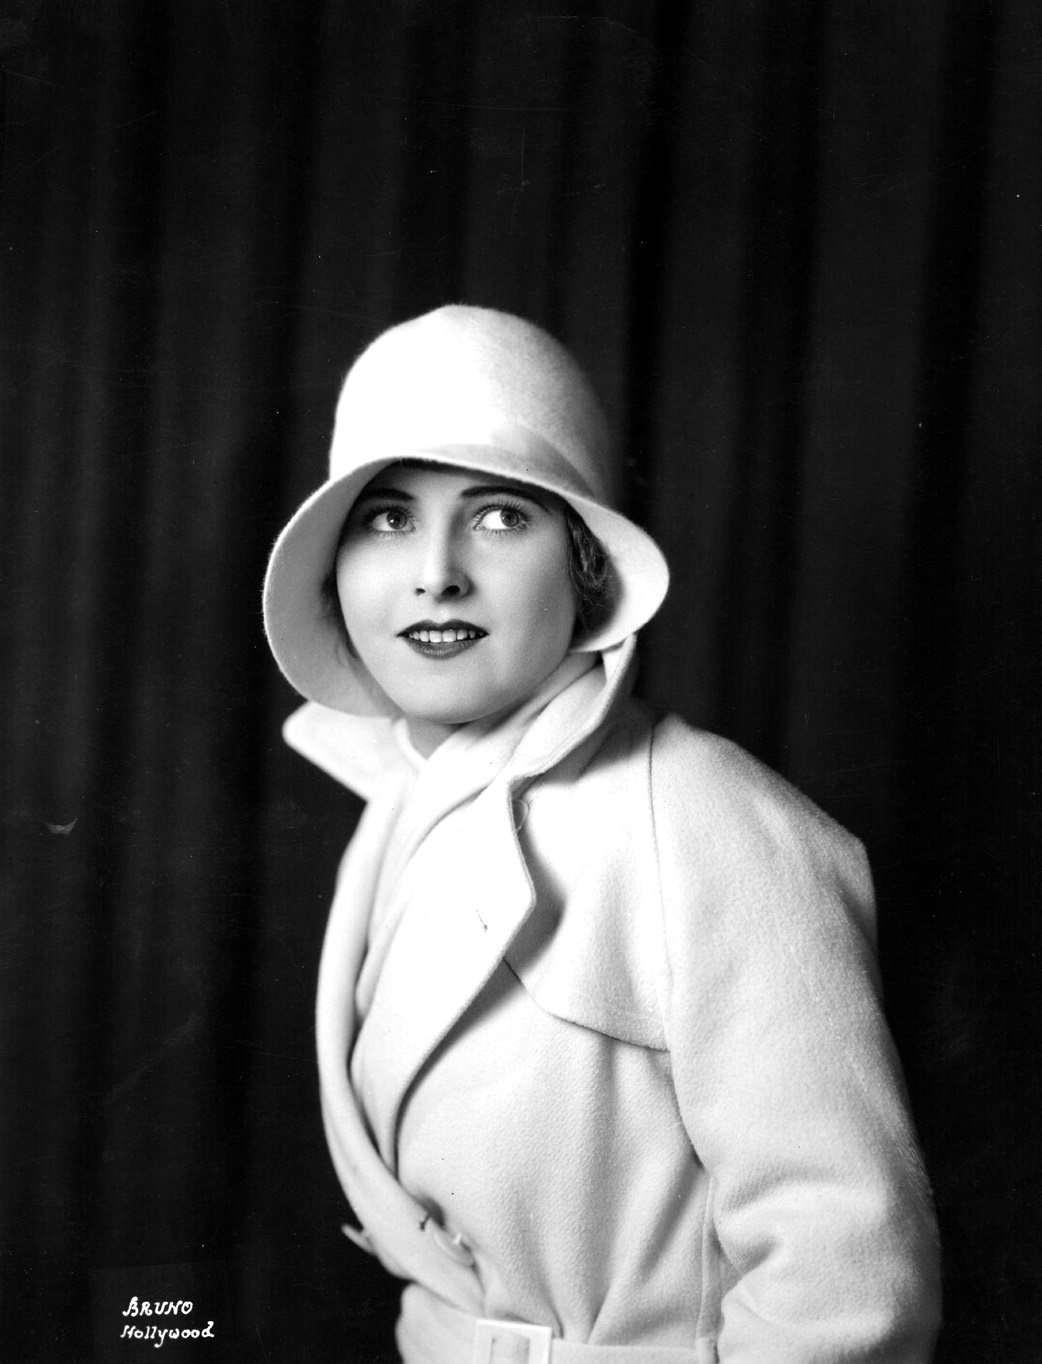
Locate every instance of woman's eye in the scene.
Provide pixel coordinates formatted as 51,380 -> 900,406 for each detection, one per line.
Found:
367,507 -> 411,533
477,505 -> 527,532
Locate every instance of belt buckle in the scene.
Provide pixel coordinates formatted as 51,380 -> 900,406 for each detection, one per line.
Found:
472,1316 -> 553,1364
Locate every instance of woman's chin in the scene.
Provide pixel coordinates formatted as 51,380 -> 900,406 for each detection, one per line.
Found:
386,682 -> 508,732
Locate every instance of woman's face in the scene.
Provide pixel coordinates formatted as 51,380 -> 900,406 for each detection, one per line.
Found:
335,463 -> 576,754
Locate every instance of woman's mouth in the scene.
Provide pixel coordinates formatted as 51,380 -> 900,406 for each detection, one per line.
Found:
398,621 -> 487,658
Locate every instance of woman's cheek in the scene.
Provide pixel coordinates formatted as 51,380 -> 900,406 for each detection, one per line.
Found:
338,552 -> 391,626
532,561 -> 577,635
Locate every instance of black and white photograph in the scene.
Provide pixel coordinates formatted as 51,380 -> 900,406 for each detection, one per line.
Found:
1,3 -> 1039,1361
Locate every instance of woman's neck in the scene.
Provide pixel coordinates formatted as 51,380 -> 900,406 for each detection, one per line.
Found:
405,716 -> 456,758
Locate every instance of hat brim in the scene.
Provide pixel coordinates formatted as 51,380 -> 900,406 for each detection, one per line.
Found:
263,443 -> 669,714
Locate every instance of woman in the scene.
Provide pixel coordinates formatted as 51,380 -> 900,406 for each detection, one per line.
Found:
263,306 -> 940,1362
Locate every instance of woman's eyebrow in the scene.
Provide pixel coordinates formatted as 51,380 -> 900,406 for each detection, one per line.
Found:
461,483 -> 551,509
354,485 -> 415,502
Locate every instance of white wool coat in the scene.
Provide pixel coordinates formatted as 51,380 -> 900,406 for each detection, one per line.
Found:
286,640 -> 940,1363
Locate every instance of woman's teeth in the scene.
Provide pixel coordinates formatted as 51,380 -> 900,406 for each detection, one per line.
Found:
408,627 -> 482,643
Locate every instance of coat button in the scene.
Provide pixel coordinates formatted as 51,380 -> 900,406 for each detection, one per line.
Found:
426,1220 -> 476,1267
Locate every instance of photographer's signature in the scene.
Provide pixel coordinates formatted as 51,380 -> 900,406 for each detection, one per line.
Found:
120,1297 -> 215,1347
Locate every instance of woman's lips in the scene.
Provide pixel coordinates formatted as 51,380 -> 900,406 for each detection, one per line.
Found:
398,621 -> 487,659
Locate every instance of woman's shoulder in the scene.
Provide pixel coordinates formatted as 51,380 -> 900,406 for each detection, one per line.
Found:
631,708 -> 875,949
513,702 -> 877,1044
593,700 -> 811,798
586,701 -> 870,895
652,711 -> 861,843
643,708 -> 807,800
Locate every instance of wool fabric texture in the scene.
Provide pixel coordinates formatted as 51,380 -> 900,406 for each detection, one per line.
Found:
263,305 -> 669,715
282,640 -> 941,1362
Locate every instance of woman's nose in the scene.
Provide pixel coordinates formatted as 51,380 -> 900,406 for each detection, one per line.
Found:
414,530 -> 471,599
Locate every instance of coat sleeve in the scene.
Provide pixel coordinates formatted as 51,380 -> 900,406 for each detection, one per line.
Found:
649,720 -> 940,1363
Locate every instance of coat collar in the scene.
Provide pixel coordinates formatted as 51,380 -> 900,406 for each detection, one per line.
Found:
281,636 -> 638,802
299,638 -> 639,1256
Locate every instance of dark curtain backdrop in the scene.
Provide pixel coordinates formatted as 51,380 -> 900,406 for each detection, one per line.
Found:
2,2 -> 1039,1361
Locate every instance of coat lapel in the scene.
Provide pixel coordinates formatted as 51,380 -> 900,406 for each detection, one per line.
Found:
311,639 -> 639,1227
356,780 -> 535,1166
353,643 -> 639,1168
315,780 -> 488,1306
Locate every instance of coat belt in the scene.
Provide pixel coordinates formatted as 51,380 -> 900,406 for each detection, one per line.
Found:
396,1284 -> 716,1364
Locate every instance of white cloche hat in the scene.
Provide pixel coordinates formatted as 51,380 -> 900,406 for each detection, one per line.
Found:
263,305 -> 669,714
